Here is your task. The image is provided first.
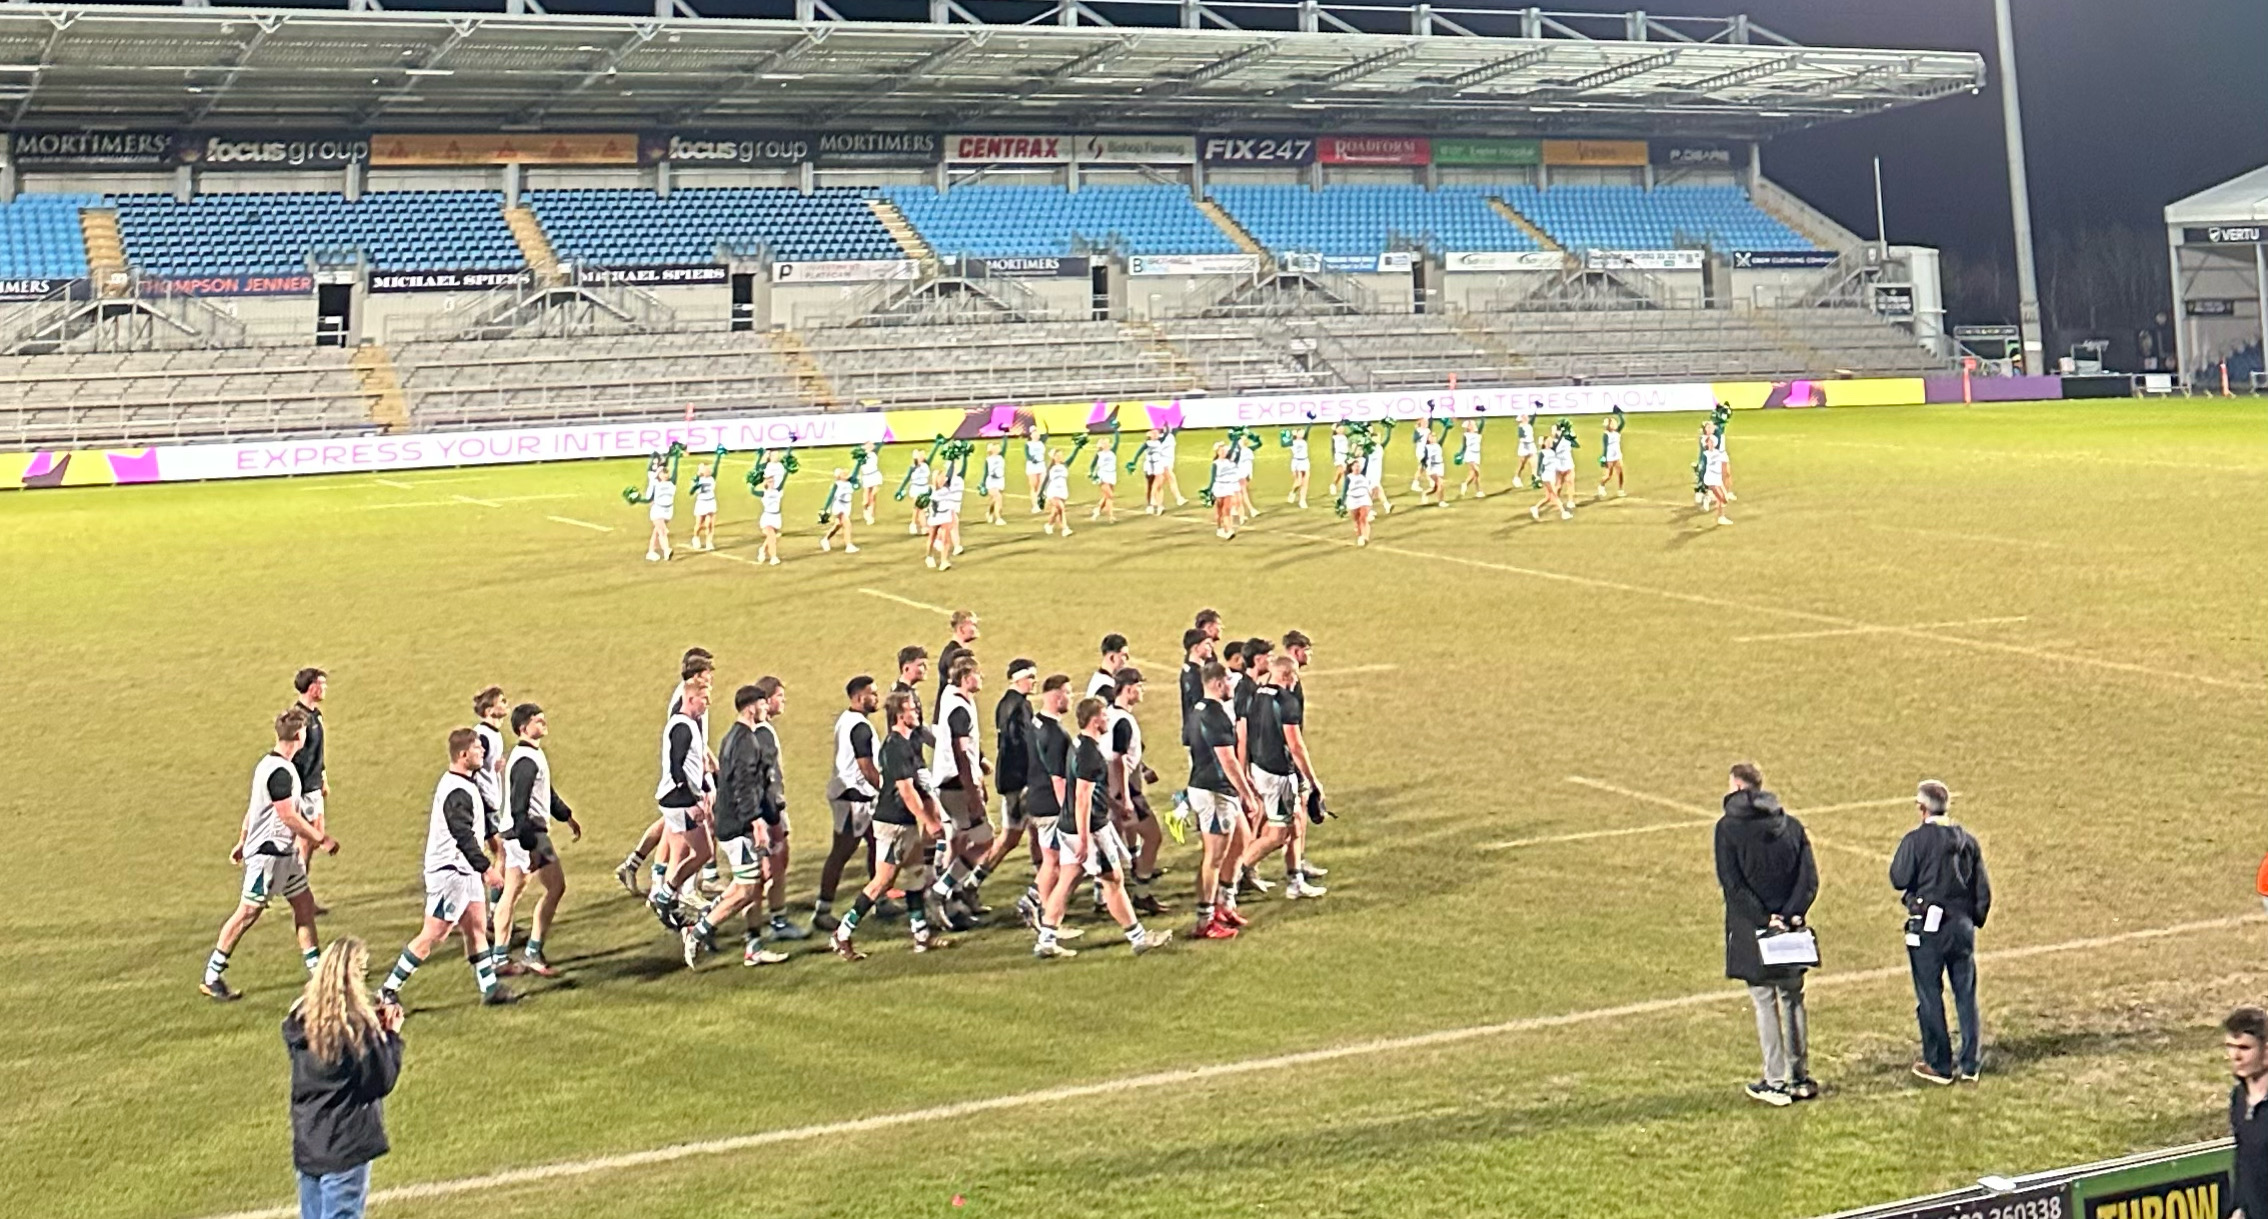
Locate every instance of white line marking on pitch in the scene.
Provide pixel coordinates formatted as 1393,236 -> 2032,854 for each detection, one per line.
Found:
374,478 -> 415,489
189,912 -> 2264,1219
1735,616 -> 2030,644
858,588 -> 953,615
452,494 -> 504,508
1482,784 -> 1919,852
1284,532 -> 2262,692
546,516 -> 613,532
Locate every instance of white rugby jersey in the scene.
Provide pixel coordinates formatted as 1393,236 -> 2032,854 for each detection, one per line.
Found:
667,680 -> 711,744
655,711 -> 708,804
423,770 -> 486,876
832,708 -> 879,798
934,686 -> 983,787
241,751 -> 302,857
473,722 -> 505,827
1103,704 -> 1143,775
506,741 -> 552,834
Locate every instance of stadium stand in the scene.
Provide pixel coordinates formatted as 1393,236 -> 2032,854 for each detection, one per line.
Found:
804,319 -> 1197,406
394,331 -> 808,430
883,185 -> 1239,258
1211,184 -> 1539,256
527,188 -> 898,266
1499,185 -> 1814,252
0,193 -> 97,280
112,191 -> 522,276
0,347 -> 369,447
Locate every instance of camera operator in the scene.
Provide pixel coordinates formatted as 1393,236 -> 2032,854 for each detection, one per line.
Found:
1890,780 -> 1991,1086
1714,762 -> 1819,1107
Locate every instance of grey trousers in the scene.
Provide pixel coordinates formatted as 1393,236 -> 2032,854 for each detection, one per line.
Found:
1747,974 -> 1810,1086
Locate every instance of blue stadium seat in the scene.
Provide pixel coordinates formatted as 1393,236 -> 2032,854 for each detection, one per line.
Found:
1208,184 -> 1537,258
527,188 -> 900,265
1496,184 -> 1814,252
0,194 -> 99,279
109,191 -> 524,276
883,185 -> 1237,258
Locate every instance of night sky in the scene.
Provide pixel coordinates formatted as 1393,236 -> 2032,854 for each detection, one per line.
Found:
1583,0 -> 2268,346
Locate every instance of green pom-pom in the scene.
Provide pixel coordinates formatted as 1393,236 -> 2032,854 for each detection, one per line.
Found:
782,452 -> 800,475
621,486 -> 644,505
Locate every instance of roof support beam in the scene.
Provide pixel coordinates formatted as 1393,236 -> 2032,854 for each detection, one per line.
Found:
185,14 -> 281,125
512,22 -> 657,124
669,25 -> 832,122
350,17 -> 474,126
1544,47 -> 1679,96
1402,44 -> 1551,103
824,29 -> 989,120
1657,51 -> 1802,100
6,9 -> 72,128
947,32 -> 1140,122
1132,37 -> 1276,103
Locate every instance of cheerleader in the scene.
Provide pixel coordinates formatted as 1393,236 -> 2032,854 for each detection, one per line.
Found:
821,468 -> 859,554
906,450 -> 932,536
1529,426 -> 1573,522
1088,438 -> 1119,523
1700,432 -> 1732,525
689,461 -> 718,551
980,441 -> 1007,525
1513,411 -> 1539,491
1418,424 -> 1448,507
925,460 -> 964,570
755,473 -> 785,565
857,443 -> 884,525
1023,423 -> 1048,513
1596,412 -> 1627,500
1327,423 -> 1349,500
643,455 -> 675,563
1362,428 -> 1392,516
1286,427 -> 1312,509
1233,432 -> 1259,523
1041,448 -> 1072,537
1408,412 -> 1431,494
1139,429 -> 1171,515
1208,442 -> 1242,539
1159,426 -> 1187,507
1342,456 -> 1373,547
1550,423 -> 1578,509
1457,420 -> 1486,500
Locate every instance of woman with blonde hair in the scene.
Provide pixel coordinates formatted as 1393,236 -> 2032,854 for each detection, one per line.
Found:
284,937 -> 403,1219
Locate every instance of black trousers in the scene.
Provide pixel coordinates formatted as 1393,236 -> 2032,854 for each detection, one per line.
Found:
1908,917 -> 1979,1076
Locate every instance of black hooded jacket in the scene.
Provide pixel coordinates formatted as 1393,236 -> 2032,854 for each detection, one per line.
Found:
1713,787 -> 1819,983
282,1008 -> 401,1177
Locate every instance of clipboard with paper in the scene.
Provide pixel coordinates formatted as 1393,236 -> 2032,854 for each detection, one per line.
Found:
1756,927 -> 1820,968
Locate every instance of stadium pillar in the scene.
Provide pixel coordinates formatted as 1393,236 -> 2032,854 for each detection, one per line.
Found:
2164,225 -> 2187,385
1991,0 -> 2046,373
0,162 -> 15,205
2255,242 -> 2268,377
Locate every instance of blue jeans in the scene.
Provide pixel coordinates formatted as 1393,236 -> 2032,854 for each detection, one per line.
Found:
297,1162 -> 370,1219
1908,917 -> 1980,1076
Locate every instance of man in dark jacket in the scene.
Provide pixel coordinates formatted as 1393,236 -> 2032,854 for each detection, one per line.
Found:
1714,762 -> 1819,1107
1891,780 -> 1991,1085
682,680 -> 793,969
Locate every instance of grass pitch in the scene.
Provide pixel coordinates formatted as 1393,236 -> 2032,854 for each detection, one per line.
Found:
2,399 -> 2265,1219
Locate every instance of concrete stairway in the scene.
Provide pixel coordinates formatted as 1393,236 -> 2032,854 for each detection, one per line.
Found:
351,344 -> 411,431
502,205 -> 562,284
79,208 -> 129,297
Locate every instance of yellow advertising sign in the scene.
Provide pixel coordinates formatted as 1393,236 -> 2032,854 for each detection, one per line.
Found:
369,133 -> 639,166
1542,139 -> 1650,167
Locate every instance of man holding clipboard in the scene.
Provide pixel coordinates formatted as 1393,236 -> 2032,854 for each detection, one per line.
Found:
1714,763 -> 1820,1107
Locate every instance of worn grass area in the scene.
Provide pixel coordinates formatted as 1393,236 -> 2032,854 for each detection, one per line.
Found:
0,399 -> 2263,1219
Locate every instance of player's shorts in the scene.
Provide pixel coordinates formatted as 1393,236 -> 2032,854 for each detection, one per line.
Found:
871,821 -> 932,890
1249,767 -> 1298,826
502,829 -> 557,873
827,789 -> 876,838
760,511 -> 782,531
239,849 -> 309,909
660,803 -> 701,834
1186,787 -> 1241,836
936,783 -> 988,830
1058,823 -> 1131,879
999,786 -> 1030,827
1034,821 -> 1062,855
298,790 -> 325,827
719,834 -> 766,885
423,870 -> 485,924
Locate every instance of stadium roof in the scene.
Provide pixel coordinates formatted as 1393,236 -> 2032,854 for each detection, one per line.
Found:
2165,164 -> 2268,228
0,2 -> 1984,140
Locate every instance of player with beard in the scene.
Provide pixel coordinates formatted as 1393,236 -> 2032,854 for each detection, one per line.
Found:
927,658 -> 993,924
682,680 -> 796,969
1238,655 -> 1328,900
493,703 -> 579,980
616,650 -> 714,897
813,676 -> 881,932
978,660 -> 1040,907
1017,674 -> 1080,940
1104,669 -> 1169,918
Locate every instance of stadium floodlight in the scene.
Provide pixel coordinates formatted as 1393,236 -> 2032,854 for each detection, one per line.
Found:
402,67 -> 456,76
1989,0 -> 2046,371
